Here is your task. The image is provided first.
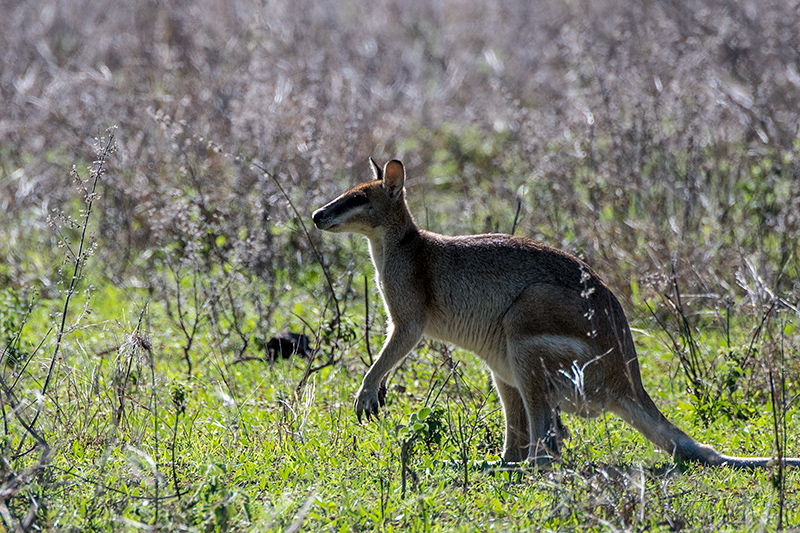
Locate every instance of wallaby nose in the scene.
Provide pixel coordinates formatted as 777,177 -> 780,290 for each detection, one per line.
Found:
312,208 -> 324,228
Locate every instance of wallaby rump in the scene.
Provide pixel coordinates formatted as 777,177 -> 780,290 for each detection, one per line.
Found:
312,158 -> 799,469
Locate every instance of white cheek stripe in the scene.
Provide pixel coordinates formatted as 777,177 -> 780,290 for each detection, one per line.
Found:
328,203 -> 367,225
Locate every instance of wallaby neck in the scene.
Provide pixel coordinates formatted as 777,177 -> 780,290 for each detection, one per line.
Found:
365,202 -> 419,279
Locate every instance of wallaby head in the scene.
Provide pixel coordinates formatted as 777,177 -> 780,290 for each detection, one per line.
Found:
312,158 -> 407,236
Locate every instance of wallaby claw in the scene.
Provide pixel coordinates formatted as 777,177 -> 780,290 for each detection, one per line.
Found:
354,386 -> 381,423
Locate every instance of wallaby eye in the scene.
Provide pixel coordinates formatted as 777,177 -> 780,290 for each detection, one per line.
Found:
341,194 -> 368,210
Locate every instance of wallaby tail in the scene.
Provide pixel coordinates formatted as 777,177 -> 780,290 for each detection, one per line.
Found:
614,392 -> 800,469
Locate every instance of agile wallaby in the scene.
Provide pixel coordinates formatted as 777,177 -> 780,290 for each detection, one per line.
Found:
312,158 -> 799,468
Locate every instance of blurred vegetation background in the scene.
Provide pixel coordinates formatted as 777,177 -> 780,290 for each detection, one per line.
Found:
1,0 -> 800,529
3,0 -> 799,303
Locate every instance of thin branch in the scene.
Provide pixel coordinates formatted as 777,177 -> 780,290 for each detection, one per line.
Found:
510,196 -> 522,236
37,133 -> 115,421
251,162 -> 340,323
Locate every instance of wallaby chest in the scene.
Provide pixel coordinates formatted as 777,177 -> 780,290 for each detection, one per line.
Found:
372,232 -> 521,367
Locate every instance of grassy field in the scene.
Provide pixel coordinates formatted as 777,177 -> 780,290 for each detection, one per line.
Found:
2,0 -> 800,530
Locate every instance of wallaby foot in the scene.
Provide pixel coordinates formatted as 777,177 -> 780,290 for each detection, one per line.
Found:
354,377 -> 388,423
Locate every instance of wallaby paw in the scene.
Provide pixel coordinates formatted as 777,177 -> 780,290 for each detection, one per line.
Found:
354,386 -> 382,423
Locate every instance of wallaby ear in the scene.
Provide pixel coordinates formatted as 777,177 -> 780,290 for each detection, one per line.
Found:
370,158 -> 383,181
382,160 -> 405,198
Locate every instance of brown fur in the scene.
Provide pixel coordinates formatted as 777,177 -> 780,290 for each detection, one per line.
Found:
312,158 -> 799,468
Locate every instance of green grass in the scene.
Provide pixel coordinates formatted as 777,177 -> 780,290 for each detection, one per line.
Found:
2,264 -> 798,531
3,1 -> 800,526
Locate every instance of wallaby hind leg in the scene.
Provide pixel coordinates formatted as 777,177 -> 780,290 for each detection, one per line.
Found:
504,349 -> 568,464
503,286 -> 592,464
493,375 -> 529,462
